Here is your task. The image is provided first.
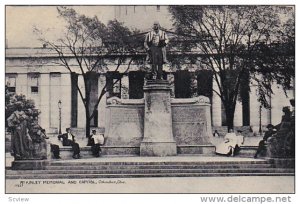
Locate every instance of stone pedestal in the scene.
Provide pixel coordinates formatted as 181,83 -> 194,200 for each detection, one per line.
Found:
140,80 -> 177,156
12,160 -> 49,170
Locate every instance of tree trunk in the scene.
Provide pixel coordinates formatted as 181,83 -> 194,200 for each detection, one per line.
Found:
85,76 -> 91,138
85,89 -> 91,138
225,106 -> 235,132
85,106 -> 90,138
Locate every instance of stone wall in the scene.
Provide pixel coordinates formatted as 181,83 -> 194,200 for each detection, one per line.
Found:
106,97 -> 145,147
171,97 -> 212,145
105,96 -> 213,151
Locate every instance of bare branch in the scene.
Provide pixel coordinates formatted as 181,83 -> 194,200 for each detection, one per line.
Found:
88,57 -> 132,121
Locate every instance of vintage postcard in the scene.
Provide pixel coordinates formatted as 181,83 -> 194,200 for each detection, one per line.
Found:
3,3 -> 295,201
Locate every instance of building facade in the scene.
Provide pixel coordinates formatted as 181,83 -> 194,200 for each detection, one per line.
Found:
5,47 -> 294,134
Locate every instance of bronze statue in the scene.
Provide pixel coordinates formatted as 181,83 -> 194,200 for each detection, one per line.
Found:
7,105 -> 33,160
144,21 -> 169,80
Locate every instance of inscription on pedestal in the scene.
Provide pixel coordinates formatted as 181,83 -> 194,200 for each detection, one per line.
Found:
145,92 -> 170,113
172,106 -> 211,145
111,109 -> 143,123
141,81 -> 177,156
107,107 -> 144,146
173,107 -> 205,123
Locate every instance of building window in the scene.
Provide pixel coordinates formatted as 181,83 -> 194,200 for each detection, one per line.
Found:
50,72 -> 61,78
28,73 -> 39,94
174,70 -> 192,98
6,74 -> 17,93
106,71 -> 122,98
156,5 -> 160,12
31,86 -> 39,93
113,79 -> 121,94
7,87 -> 16,93
129,71 -> 145,99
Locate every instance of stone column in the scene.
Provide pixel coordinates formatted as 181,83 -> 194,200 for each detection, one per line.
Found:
167,73 -> 175,98
121,74 -> 129,99
234,100 -> 243,127
261,106 -> 271,126
249,85 -> 260,126
77,75 -> 86,128
49,73 -> 61,132
140,80 -> 177,156
16,73 -> 28,95
98,74 -> 106,128
60,73 -> 72,131
39,74 -> 50,132
212,78 -> 222,126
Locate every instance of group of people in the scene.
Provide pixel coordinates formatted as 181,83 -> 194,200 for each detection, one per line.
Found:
214,127 -> 278,158
215,129 -> 244,157
50,128 -> 105,159
214,121 -> 288,158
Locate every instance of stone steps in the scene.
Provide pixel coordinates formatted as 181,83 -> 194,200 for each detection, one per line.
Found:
6,159 -> 294,179
7,168 -> 295,175
212,126 -> 254,137
48,160 -> 269,166
45,164 -> 274,170
54,145 -> 259,158
6,172 -> 294,179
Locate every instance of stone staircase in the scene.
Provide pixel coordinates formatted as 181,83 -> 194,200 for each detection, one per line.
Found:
6,157 -> 294,179
212,126 -> 256,137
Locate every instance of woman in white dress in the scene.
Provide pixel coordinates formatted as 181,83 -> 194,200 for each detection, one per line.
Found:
215,129 -> 241,156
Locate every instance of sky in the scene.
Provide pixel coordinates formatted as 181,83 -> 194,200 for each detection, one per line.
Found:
6,6 -> 115,47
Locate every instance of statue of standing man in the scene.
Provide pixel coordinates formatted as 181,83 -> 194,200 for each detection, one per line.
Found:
144,21 -> 169,80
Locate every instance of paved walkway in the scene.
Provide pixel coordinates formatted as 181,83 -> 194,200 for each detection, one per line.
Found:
5,154 -> 294,193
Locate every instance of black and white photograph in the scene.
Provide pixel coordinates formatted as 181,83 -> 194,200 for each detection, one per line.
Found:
3,2 -> 296,199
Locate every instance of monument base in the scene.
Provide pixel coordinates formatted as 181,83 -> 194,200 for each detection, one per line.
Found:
12,160 -> 49,170
267,157 -> 295,168
140,141 -> 177,156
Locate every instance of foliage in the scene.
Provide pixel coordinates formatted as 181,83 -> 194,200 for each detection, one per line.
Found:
34,6 -> 143,137
169,5 -> 295,129
5,87 -> 40,131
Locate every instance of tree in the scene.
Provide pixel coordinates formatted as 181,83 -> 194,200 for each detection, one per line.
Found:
34,6 -> 143,137
5,88 -> 40,131
169,5 -> 295,130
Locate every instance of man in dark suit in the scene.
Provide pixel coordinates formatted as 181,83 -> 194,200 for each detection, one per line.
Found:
58,128 -> 81,159
50,143 -> 61,159
144,21 -> 169,80
254,124 -> 275,158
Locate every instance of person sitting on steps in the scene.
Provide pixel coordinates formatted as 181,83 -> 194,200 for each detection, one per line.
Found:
88,129 -> 105,157
215,129 -> 240,157
254,124 -> 275,158
213,130 -> 220,137
58,128 -> 81,159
